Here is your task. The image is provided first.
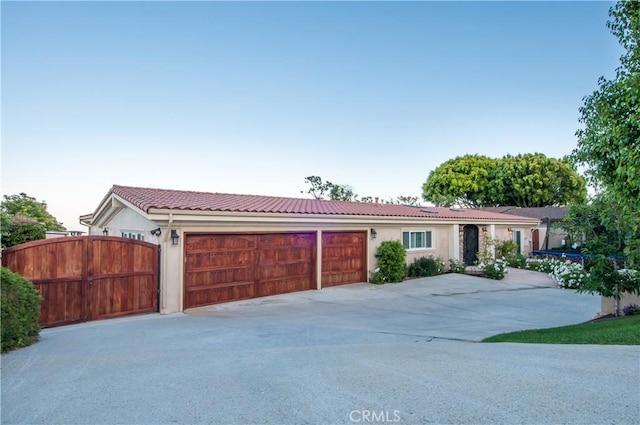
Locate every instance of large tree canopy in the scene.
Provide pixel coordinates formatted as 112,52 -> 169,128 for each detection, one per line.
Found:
422,153 -> 586,208
570,1 -> 640,266
1,193 -> 65,231
1,193 -> 65,248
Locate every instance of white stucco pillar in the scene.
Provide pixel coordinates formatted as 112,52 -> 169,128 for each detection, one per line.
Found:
450,224 -> 460,261
316,230 -> 322,290
489,224 -> 496,259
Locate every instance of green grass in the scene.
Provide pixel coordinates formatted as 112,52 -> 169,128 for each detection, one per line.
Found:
483,315 -> 640,345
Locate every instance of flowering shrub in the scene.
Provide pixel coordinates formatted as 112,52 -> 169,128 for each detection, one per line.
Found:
478,258 -> 508,280
449,258 -> 466,274
622,303 -> 640,316
548,260 -> 588,289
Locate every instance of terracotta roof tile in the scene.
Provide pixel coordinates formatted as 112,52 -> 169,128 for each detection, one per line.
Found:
108,185 -> 537,222
479,207 -> 568,221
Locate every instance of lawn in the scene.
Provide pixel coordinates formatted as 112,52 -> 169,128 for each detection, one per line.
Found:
483,315 -> 640,345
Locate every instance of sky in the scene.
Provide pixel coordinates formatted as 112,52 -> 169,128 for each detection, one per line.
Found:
1,0 -> 622,230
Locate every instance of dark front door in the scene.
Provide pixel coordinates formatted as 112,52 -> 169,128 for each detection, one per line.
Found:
463,225 -> 479,266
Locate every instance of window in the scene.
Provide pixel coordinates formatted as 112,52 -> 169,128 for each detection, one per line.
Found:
121,231 -> 144,241
402,230 -> 433,250
512,230 -> 522,254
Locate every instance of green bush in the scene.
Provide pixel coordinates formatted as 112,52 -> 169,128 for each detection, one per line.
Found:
372,240 -> 406,283
406,256 -> 445,278
507,254 -> 528,268
479,258 -> 508,280
1,267 -> 41,352
449,258 -> 466,274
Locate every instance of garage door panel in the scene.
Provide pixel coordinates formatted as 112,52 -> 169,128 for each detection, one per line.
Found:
260,233 -> 313,248
188,250 -> 256,270
323,246 -> 362,259
258,262 -> 314,281
322,271 -> 362,287
186,283 -> 256,307
186,267 -> 254,288
259,247 -> 312,263
186,234 -> 257,251
184,233 -> 316,309
257,276 -> 314,296
321,231 -> 366,288
323,257 -> 364,272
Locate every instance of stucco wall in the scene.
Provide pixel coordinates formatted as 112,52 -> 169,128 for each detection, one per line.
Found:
105,208 -> 162,244
601,293 -> 640,316
369,225 -> 453,273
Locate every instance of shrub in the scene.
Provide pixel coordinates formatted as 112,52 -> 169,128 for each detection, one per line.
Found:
507,254 -> 527,269
373,240 -> 406,283
1,267 -> 41,352
623,304 -> 640,316
479,258 -> 508,280
549,260 -> 588,289
449,258 -> 466,274
406,256 -> 445,278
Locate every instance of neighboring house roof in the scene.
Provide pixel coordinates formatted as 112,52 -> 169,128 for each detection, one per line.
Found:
87,185 -> 538,222
478,207 -> 568,221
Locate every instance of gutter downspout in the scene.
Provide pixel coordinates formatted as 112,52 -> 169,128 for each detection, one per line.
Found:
161,213 -> 174,311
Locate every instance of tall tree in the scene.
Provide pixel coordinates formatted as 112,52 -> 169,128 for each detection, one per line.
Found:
421,155 -> 499,207
422,154 -> 586,207
571,1 -> 640,266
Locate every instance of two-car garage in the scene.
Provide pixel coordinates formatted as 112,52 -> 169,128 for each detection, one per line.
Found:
184,231 -> 367,309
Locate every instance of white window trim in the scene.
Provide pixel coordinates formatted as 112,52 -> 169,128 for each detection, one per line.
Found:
402,229 -> 435,251
121,230 -> 145,241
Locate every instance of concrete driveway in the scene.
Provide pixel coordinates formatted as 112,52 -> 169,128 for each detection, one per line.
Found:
2,272 -> 639,424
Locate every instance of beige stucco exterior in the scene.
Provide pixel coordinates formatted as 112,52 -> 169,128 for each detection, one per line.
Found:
601,292 -> 640,316
81,195 -> 539,314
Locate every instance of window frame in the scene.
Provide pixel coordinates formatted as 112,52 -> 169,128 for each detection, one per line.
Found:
402,229 -> 434,250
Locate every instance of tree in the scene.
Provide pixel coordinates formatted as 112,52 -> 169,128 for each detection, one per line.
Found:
421,155 -> 498,207
1,193 -> 65,248
498,154 -> 587,207
561,192 -> 638,258
0,213 -> 46,248
1,193 -> 65,231
422,154 -> 586,207
302,176 -> 358,201
571,1 -> 640,267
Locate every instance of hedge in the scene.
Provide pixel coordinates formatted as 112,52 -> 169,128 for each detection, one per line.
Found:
1,267 -> 41,352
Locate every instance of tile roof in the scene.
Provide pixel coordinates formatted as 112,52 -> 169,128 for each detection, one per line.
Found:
478,207 -> 568,221
106,185 -> 537,222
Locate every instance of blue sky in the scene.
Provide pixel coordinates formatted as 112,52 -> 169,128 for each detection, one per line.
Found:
2,1 -> 620,229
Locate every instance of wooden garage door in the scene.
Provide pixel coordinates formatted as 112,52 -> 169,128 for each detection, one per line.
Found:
321,231 -> 367,287
184,233 -> 316,309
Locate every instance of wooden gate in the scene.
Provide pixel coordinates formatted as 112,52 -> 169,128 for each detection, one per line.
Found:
1,236 -> 159,328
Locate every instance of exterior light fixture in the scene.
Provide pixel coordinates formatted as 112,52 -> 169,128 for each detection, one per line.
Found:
102,227 -> 109,236
370,228 -> 377,239
171,229 -> 180,246
150,228 -> 161,236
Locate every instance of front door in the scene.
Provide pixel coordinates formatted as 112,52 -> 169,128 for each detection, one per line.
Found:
463,225 -> 479,266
